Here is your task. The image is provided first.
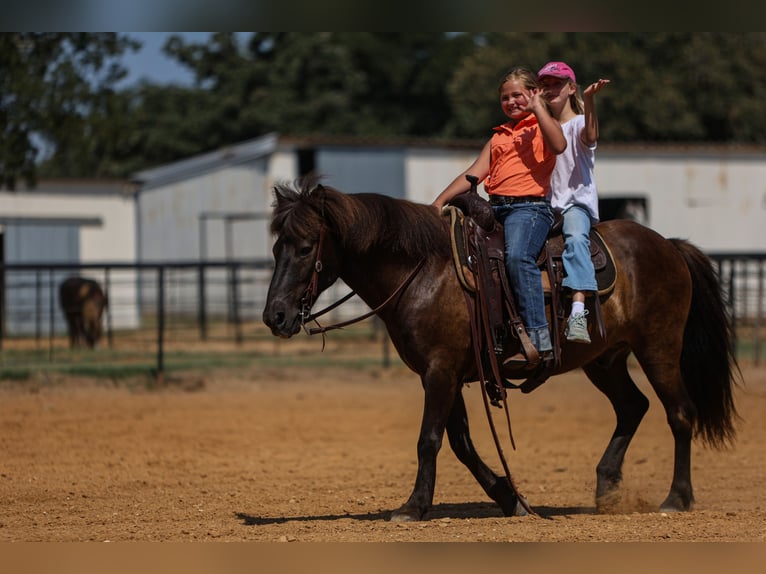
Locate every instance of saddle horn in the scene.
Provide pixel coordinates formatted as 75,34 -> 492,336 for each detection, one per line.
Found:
448,175 -> 495,231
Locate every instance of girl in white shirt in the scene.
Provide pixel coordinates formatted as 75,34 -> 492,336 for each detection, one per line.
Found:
537,61 -> 610,344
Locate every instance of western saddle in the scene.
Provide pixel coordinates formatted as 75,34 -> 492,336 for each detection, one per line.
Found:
445,176 -> 615,401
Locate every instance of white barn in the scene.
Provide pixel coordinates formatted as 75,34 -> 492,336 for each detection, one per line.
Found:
133,133 -> 766,258
4,134 -> 762,334
129,133 -> 766,324
0,179 -> 140,334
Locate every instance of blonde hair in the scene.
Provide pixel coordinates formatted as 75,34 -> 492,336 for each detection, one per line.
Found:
498,67 -> 555,115
569,81 -> 585,114
498,67 -> 538,93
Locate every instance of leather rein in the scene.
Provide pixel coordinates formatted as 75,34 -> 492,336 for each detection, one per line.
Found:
300,226 -> 426,336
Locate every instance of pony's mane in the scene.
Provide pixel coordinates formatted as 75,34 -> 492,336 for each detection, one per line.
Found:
271,176 -> 450,261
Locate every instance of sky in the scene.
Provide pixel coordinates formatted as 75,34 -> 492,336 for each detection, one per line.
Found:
118,32 -> 212,87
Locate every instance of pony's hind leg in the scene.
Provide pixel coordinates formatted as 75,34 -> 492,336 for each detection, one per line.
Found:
633,349 -> 696,512
582,347 -> 650,512
445,388 -> 526,517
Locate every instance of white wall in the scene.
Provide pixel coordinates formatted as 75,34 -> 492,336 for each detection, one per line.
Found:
404,145 -> 766,253
405,147 -> 482,206
0,188 -> 139,329
139,160 -> 270,262
0,192 -> 136,261
265,148 -> 299,209
596,149 -> 766,252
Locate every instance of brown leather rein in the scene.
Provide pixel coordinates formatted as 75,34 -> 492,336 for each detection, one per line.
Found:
300,226 -> 426,336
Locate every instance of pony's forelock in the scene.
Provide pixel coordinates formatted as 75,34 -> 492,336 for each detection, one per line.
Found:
270,176 -> 326,237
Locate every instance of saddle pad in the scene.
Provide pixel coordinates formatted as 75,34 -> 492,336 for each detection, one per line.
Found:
445,206 -> 476,292
447,205 -> 617,296
591,228 -> 617,294
540,227 -> 616,296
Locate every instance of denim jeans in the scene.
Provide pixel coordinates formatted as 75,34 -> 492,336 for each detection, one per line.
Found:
561,205 -> 598,292
493,201 -> 554,352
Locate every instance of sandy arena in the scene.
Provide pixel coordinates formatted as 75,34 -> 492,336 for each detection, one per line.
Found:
1,337 -> 764,542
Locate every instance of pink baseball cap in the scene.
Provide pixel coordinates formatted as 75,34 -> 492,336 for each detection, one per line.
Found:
537,61 -> 576,83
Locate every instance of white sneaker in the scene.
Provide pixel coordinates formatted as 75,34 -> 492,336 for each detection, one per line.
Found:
566,310 -> 591,344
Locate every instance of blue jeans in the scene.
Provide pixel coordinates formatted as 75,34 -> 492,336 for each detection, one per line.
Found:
561,206 -> 598,292
493,201 -> 554,353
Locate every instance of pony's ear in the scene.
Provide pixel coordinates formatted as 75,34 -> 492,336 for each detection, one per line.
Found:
272,180 -> 299,208
296,172 -> 324,195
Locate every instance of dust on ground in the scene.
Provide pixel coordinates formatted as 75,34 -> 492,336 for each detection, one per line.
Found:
1,339 -> 764,542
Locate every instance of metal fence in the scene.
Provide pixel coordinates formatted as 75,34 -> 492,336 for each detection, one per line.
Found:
710,253 -> 766,366
0,252 -> 763,381
0,259 -> 383,382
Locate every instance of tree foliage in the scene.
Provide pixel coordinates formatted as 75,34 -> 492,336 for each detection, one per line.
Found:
4,32 -> 766,186
0,33 -> 139,188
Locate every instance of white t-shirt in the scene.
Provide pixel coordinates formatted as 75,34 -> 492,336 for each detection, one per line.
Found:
548,114 -> 600,223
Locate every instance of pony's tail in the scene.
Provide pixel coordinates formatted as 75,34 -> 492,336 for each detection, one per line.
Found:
671,238 -> 741,448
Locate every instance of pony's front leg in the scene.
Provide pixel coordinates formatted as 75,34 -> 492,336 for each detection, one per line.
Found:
390,372 -> 457,522
446,389 -> 527,517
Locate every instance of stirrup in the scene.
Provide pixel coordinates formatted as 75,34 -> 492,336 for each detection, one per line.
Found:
502,352 -> 529,367
503,349 -> 551,371
518,352 -> 556,394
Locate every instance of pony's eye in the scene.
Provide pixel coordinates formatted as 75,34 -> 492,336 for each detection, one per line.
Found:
299,245 -> 313,257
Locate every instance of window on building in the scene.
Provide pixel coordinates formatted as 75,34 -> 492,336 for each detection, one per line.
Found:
297,148 -> 316,177
598,196 -> 648,225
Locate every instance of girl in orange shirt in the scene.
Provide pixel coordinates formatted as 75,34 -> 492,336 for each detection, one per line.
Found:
433,67 -> 566,361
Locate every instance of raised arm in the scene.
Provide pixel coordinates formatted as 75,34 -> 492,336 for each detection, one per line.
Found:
527,88 -> 566,155
432,140 -> 492,211
583,79 -> 610,146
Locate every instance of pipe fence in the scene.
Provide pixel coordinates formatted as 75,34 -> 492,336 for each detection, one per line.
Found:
0,252 -> 763,382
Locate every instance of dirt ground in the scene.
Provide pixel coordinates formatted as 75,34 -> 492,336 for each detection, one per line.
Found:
1,337 -> 765,543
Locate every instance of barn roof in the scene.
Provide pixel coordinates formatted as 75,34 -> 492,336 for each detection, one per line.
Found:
131,130 -> 766,191
132,132 -> 280,190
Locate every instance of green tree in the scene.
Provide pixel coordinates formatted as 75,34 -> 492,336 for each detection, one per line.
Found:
1,33 -> 139,188
446,32 -> 766,143
160,32 -> 476,138
23,32 -> 766,183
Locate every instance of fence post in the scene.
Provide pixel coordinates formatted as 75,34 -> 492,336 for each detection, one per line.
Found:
756,260 -> 763,366
728,260 -> 737,357
48,268 -> 55,362
231,263 -> 242,345
105,267 -> 113,348
36,271 -> 43,344
156,266 -> 165,385
198,264 -> 207,341
0,265 -> 4,351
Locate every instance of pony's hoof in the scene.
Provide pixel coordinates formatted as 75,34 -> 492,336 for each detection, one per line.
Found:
596,490 -> 622,514
659,498 -> 694,513
513,497 -> 530,517
389,507 -> 424,522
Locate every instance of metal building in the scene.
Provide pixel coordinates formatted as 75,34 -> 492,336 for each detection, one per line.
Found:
0,180 -> 140,335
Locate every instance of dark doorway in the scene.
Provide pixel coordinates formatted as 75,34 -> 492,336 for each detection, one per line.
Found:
598,196 -> 648,225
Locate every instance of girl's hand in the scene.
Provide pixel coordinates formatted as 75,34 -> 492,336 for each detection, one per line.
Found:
584,79 -> 610,98
525,88 -> 547,113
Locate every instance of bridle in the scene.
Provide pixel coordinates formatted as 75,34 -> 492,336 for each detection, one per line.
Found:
299,225 -> 425,336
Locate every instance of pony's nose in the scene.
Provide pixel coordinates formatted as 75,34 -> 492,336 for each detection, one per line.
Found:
263,308 -> 286,330
272,310 -> 286,329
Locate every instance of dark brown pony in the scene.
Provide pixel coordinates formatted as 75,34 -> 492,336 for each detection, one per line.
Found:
262,177 -> 739,522
59,276 -> 108,349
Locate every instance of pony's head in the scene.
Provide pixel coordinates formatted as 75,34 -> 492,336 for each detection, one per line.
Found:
263,175 -> 448,337
263,176 -> 343,337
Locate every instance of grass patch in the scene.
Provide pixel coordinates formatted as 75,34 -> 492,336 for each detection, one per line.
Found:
0,347 -> 400,382
0,367 -> 33,381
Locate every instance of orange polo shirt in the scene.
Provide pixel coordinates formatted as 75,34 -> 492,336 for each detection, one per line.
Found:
485,114 -> 556,198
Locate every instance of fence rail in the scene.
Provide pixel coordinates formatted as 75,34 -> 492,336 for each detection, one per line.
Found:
709,253 -> 766,367
1,252 -> 763,381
